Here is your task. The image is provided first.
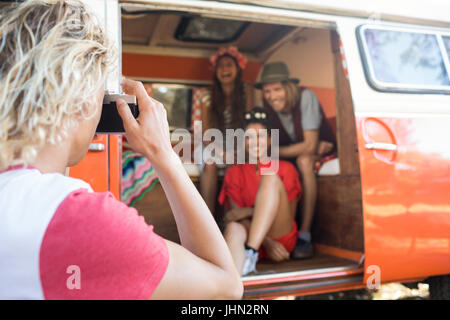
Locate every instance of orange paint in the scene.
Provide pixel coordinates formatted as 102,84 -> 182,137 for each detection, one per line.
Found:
356,116 -> 450,283
122,52 -> 263,82
69,134 -> 109,192
108,135 -> 122,200
308,87 -> 336,119
314,244 -> 363,263
69,134 -> 122,200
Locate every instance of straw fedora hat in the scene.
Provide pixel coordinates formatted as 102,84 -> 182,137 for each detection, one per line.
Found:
254,61 -> 300,89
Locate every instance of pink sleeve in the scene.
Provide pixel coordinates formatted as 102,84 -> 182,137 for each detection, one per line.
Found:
218,166 -> 244,210
39,189 -> 169,300
280,162 -> 303,202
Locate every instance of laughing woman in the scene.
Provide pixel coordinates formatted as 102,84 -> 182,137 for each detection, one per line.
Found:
198,46 -> 254,214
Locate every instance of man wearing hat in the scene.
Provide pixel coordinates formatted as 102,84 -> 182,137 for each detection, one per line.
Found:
255,61 -> 336,259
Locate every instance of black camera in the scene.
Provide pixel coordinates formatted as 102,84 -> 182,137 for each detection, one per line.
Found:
96,93 -> 139,133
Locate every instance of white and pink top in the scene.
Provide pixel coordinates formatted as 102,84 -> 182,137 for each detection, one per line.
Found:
0,166 -> 169,300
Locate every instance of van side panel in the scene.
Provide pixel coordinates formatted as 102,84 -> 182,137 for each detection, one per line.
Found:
69,135 -> 109,193
69,135 -> 122,201
356,116 -> 450,282
337,18 -> 450,283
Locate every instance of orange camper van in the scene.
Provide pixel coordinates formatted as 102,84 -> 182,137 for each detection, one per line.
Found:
69,0 -> 450,299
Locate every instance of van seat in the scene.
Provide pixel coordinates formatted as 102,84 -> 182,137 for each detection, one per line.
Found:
183,163 -> 201,178
182,163 -> 226,179
183,158 -> 340,179
318,158 -> 340,176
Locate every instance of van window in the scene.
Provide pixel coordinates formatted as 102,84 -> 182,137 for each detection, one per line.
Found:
442,36 -> 450,58
175,16 -> 249,43
150,84 -> 193,130
359,26 -> 450,91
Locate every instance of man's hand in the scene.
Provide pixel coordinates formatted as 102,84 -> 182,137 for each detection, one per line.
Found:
318,141 -> 333,156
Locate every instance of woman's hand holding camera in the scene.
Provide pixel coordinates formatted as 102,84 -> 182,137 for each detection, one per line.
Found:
116,78 -> 177,169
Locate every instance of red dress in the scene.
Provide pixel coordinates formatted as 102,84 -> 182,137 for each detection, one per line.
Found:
218,160 -> 302,258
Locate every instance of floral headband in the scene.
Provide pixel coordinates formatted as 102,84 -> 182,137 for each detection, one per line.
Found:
210,46 -> 248,70
245,110 -> 267,121
244,108 -> 271,130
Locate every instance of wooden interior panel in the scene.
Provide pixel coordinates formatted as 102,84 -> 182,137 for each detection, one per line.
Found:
132,182 -> 180,244
312,175 -> 364,252
304,31 -> 364,253
330,30 -> 360,176
133,179 -> 226,242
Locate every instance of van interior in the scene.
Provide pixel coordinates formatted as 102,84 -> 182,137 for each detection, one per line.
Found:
120,6 -> 365,298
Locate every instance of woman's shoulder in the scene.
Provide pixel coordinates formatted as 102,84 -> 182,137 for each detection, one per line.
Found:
199,88 -> 212,106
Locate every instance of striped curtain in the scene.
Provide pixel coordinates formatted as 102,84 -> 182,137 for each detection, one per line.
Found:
122,149 -> 159,207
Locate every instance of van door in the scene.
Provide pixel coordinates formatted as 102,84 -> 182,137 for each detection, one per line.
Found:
337,19 -> 450,283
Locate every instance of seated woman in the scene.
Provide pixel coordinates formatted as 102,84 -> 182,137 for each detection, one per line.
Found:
218,107 -> 302,276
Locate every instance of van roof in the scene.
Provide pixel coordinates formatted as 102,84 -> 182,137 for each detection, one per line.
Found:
225,0 -> 450,27
123,0 -> 450,28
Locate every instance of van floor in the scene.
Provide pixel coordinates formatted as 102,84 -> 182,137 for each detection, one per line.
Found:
245,252 -> 359,278
132,183 -> 362,278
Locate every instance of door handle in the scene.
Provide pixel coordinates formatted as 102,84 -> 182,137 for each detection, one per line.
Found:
364,142 -> 397,151
88,143 -> 106,152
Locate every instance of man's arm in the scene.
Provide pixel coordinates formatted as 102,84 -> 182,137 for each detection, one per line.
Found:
279,129 -> 319,158
279,89 -> 322,159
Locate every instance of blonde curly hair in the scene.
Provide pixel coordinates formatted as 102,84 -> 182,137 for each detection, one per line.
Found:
0,0 -> 116,170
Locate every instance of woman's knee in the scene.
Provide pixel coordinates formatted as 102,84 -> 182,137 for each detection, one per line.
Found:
296,155 -> 315,173
258,174 -> 288,205
201,163 -> 218,180
224,222 -> 247,242
260,174 -> 283,191
203,162 -> 217,172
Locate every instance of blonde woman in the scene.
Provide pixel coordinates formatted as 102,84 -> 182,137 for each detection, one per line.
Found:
0,0 -> 242,300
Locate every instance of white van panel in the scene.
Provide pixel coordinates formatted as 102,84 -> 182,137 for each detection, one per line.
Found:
337,19 -> 450,115
232,0 -> 450,27
82,0 -> 122,93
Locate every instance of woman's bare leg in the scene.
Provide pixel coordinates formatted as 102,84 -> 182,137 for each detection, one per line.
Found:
246,174 -> 292,251
200,163 -> 218,214
224,221 -> 248,275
